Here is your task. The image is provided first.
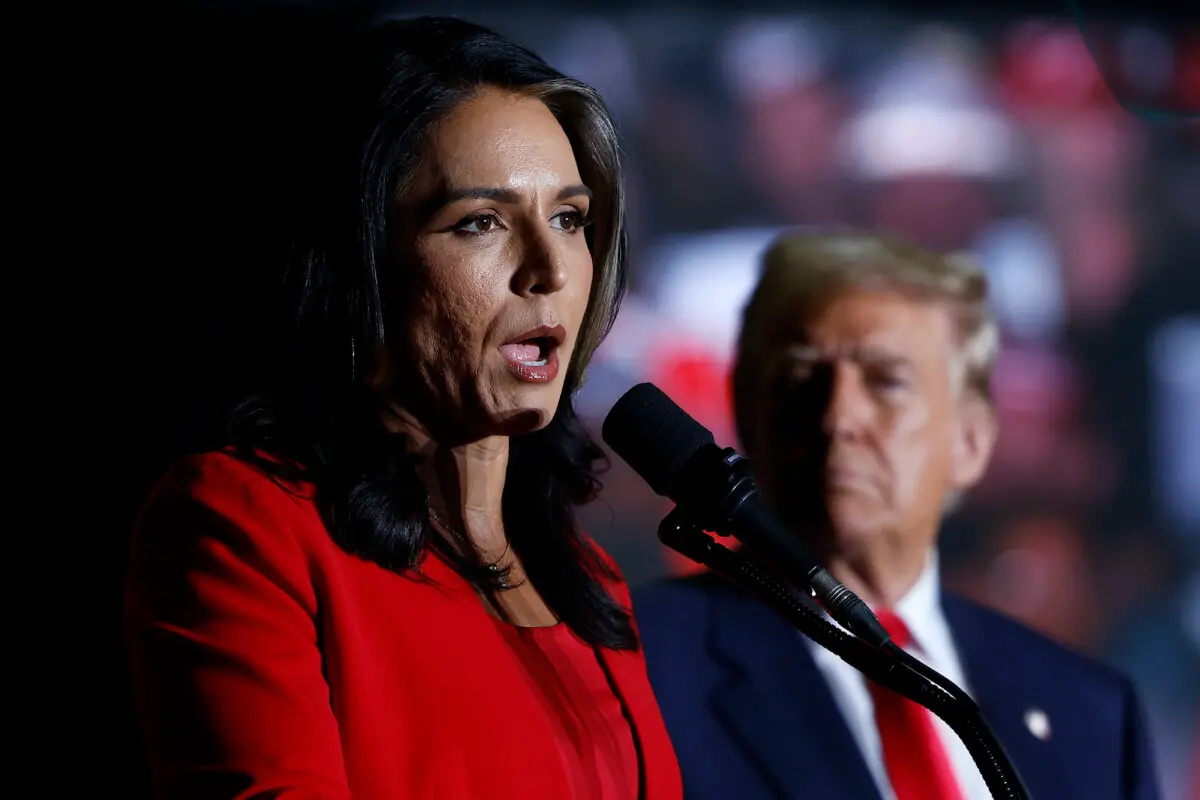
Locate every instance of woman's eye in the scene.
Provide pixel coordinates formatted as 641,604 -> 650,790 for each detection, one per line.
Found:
552,210 -> 592,232
455,213 -> 502,235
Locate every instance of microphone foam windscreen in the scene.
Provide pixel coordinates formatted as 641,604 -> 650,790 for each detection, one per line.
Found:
601,383 -> 715,497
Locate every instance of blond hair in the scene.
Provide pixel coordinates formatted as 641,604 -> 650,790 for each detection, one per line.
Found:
733,231 -> 999,449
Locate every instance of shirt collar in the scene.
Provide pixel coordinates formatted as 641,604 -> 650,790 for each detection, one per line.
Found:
889,551 -> 942,654
806,550 -> 971,695
885,552 -> 963,682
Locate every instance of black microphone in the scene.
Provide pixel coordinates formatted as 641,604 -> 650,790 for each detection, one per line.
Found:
602,382 -> 890,648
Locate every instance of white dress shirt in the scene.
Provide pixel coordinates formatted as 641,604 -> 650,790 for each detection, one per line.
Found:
805,554 -> 992,800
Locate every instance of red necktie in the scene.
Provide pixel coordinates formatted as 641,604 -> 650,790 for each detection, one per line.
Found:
867,609 -> 965,800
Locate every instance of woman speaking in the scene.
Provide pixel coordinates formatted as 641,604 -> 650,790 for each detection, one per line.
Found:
125,16 -> 683,800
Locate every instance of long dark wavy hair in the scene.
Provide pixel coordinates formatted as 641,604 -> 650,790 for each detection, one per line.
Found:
227,16 -> 635,650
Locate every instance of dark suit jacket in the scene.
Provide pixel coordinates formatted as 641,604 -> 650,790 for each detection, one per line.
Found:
634,573 -> 1160,800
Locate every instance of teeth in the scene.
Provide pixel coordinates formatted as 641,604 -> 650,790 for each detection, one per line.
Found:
520,359 -> 549,367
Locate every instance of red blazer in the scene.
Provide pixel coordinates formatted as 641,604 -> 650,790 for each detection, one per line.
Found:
125,451 -> 684,800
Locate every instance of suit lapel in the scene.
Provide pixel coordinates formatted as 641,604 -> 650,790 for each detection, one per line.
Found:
706,588 -> 883,800
942,595 -> 1069,800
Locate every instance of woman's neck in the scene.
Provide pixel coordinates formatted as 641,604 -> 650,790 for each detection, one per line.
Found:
381,399 -> 557,628
384,403 -> 510,559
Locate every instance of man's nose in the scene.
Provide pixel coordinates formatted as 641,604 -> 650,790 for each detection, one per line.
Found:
821,362 -> 871,441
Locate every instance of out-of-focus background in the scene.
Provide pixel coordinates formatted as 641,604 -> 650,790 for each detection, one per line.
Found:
539,7 -> 1200,796
101,1 -> 1198,797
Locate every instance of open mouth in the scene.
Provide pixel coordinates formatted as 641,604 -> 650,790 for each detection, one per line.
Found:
497,325 -> 565,384
523,337 -> 554,367
499,337 -> 554,367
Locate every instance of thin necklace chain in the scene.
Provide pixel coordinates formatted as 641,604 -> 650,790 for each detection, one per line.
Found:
427,506 -> 515,590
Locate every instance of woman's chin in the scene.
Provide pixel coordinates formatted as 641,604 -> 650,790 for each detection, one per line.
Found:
482,390 -> 565,436
489,407 -> 555,437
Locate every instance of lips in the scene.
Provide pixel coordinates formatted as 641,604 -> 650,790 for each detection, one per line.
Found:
498,324 -> 567,384
824,467 -> 879,495
778,454 -> 877,494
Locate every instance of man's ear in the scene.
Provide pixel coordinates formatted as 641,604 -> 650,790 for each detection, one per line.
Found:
949,393 -> 998,491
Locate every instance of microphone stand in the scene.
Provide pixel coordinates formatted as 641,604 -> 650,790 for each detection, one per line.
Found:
658,508 -> 1033,800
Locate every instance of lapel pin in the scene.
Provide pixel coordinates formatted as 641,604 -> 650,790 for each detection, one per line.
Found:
1024,708 -> 1051,741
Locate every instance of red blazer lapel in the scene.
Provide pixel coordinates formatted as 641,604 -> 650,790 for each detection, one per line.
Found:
599,645 -> 685,800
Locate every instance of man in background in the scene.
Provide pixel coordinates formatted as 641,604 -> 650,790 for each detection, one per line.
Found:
634,232 -> 1160,800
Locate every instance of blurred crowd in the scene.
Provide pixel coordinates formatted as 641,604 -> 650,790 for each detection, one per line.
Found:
399,7 -> 1200,795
